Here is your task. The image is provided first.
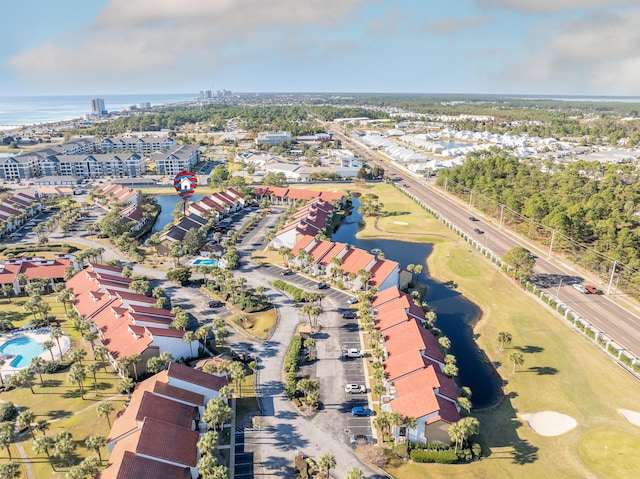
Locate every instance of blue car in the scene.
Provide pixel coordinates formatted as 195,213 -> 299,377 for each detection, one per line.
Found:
351,406 -> 373,417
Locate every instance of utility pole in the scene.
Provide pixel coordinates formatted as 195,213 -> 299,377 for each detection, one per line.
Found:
499,204 -> 505,229
548,230 -> 556,260
556,277 -> 563,300
607,260 -> 617,295
468,189 -> 473,212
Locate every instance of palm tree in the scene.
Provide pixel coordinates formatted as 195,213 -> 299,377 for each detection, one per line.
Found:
318,452 -> 336,478
35,420 -> 49,437
85,434 -> 106,463
0,359 -> 5,387
0,421 -> 15,459
183,331 -> 196,357
53,430 -> 76,468
97,402 -> 115,428
42,340 -> 56,361
197,430 -> 219,455
118,377 -> 135,399
310,305 -> 323,329
345,467 -> 365,479
16,410 -> 36,440
448,416 -> 480,454
95,346 -> 110,372
33,435 -> 56,470
50,328 -> 65,358
0,461 -> 21,478
229,362 -> 246,398
509,351 -> 524,372
83,331 -> 98,359
86,363 -> 100,397
68,363 -> 87,399
497,331 -> 513,351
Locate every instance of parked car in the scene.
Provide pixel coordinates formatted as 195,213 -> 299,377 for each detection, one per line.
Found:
351,406 -> 373,417
347,297 -> 358,304
317,282 -> 329,290
344,384 -> 366,394
342,311 -> 357,319
473,228 -> 484,234
208,301 -> 224,308
584,284 -> 600,294
469,216 -> 479,221
342,348 -> 363,358
280,269 -> 294,276
349,434 -> 372,445
572,283 -> 589,294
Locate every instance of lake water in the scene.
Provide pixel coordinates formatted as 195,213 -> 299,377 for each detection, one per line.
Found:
151,193 -> 207,233
333,196 -> 502,408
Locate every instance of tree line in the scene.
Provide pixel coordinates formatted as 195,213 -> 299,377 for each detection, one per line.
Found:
437,148 -> 640,295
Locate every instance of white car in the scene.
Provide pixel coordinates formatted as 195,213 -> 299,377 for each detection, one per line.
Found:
572,283 -> 589,294
342,348 -> 363,358
345,384 -> 366,394
347,297 -> 358,304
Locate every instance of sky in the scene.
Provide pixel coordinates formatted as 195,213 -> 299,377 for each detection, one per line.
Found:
2,0 -> 640,97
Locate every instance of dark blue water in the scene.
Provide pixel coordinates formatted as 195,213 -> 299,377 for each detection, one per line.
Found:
333,196 -> 501,409
152,193 -> 206,232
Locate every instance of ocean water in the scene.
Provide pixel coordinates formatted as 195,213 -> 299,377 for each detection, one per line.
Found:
0,93 -> 196,127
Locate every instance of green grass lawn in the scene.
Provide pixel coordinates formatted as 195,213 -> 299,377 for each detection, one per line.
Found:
0,293 -> 125,476
332,182 -> 640,479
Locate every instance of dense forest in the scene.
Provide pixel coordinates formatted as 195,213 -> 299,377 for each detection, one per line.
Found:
436,148 -> 640,294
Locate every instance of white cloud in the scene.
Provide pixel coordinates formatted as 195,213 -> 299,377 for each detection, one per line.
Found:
425,15 -> 490,35
475,0 -> 638,14
8,0 -> 371,92
495,8 -> 640,95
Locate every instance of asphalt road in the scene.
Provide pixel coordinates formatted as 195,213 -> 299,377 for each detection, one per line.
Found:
334,130 -> 640,361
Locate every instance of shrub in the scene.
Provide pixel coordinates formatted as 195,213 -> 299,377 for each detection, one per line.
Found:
284,335 -> 302,372
620,354 -> 632,366
585,329 -> 596,339
0,402 -> 17,421
393,442 -> 409,459
607,343 -> 619,356
410,449 -> 458,464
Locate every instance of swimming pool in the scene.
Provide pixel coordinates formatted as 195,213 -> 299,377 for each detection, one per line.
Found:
193,258 -> 219,266
0,336 -> 45,368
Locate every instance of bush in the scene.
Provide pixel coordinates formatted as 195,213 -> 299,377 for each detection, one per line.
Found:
585,329 -> 596,339
393,442 -> 409,459
0,402 -> 17,421
410,449 -> 458,464
272,280 -> 308,303
284,335 -> 302,372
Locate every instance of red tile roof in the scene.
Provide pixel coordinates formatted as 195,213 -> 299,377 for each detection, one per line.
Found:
383,348 -> 439,382
99,450 -> 189,479
374,309 -> 411,332
340,248 -> 375,275
384,318 -> 444,363
291,235 -> 316,256
136,417 -> 199,466
153,382 -> 205,406
371,286 -> 402,308
135,391 -> 195,429
317,242 -> 347,266
368,259 -> 399,289
167,362 -> 228,391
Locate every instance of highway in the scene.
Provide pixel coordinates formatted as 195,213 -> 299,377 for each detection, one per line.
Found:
334,130 -> 640,361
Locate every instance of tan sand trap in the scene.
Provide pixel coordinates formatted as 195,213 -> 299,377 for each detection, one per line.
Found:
520,411 -> 577,436
619,409 -> 640,427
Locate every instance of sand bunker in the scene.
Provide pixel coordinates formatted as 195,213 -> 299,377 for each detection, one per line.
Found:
619,409 -> 640,427
520,411 -> 577,436
393,221 -> 409,225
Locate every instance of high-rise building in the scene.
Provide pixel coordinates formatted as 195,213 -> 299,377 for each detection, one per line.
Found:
90,98 -> 107,116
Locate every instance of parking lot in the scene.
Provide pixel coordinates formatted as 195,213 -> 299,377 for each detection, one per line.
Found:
258,263 -> 374,446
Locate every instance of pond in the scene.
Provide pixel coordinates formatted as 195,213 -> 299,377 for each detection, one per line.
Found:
333,196 -> 502,409
151,193 -> 207,233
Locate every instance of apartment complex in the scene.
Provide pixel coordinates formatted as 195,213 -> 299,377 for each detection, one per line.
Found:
0,136 -> 194,180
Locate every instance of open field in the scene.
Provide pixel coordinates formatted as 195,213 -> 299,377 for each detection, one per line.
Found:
294,182 -> 640,478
